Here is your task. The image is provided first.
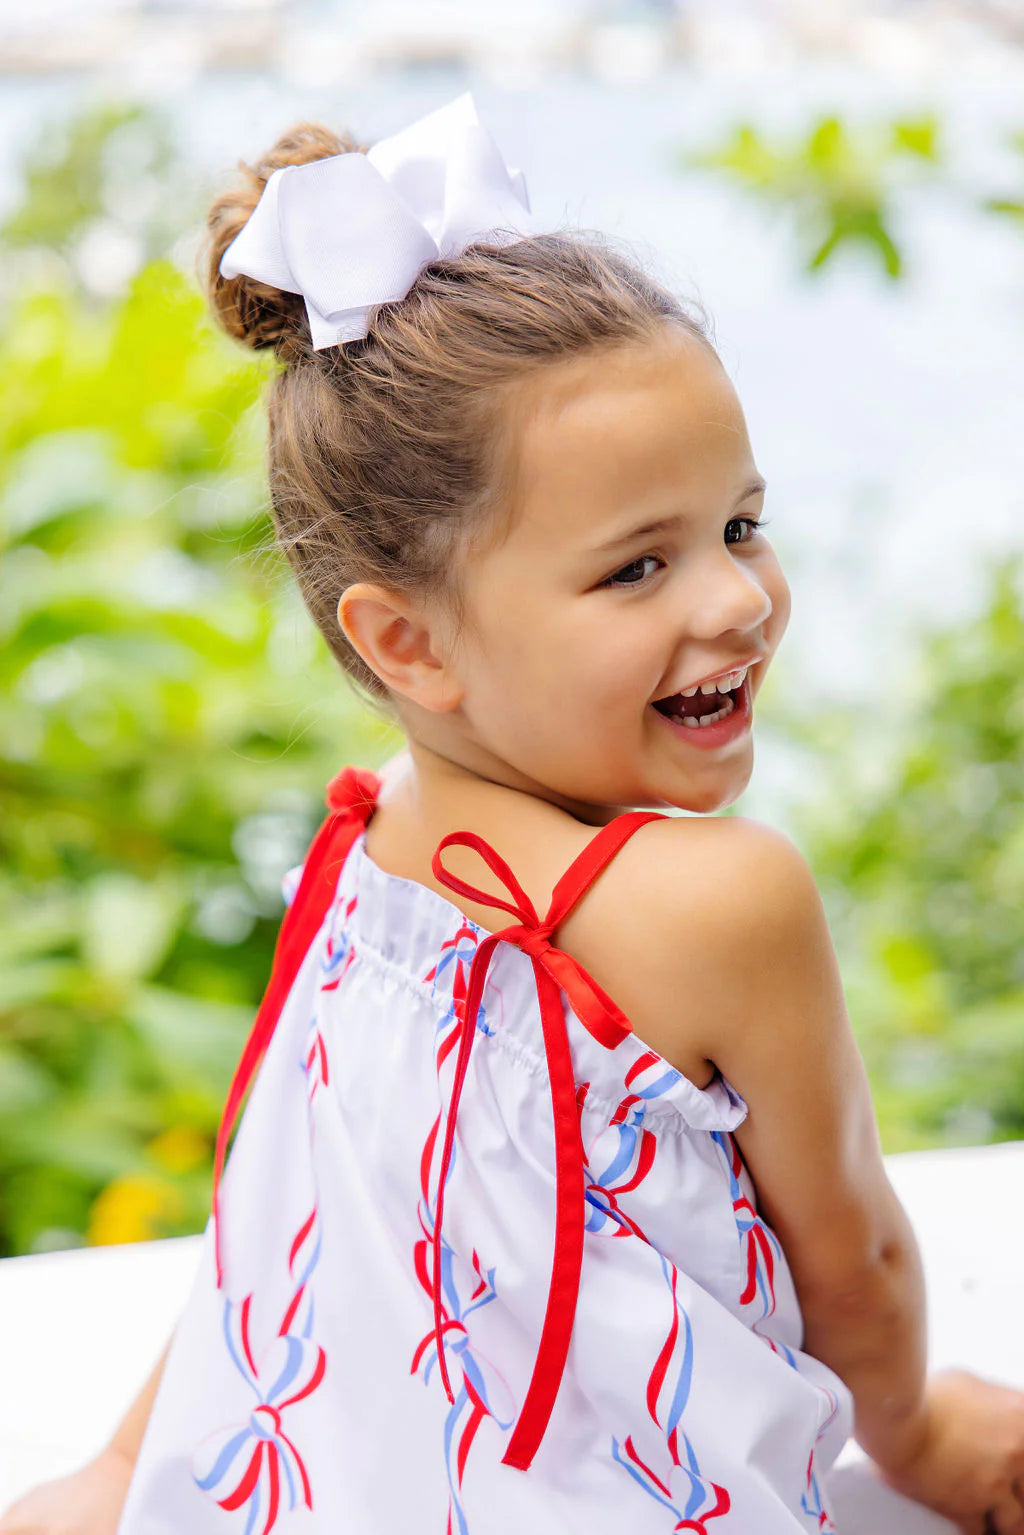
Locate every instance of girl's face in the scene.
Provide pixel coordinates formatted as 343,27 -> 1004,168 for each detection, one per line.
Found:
435,327 -> 791,822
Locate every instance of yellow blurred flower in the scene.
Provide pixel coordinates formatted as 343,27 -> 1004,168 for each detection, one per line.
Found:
146,1124 -> 209,1175
86,1173 -> 185,1246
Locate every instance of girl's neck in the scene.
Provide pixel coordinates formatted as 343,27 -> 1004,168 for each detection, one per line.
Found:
392,736 -> 625,829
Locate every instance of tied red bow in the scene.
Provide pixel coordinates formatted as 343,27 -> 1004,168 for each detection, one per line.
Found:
430,812 -> 661,1471
212,766 -> 381,1288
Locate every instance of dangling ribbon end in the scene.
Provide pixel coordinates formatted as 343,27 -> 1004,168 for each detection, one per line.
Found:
500,1439 -> 533,1473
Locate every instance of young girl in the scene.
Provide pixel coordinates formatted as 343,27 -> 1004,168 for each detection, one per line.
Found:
6,91 -> 1024,1535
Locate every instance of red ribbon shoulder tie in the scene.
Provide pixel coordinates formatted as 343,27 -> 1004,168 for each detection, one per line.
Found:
212,765 -> 381,1288
430,809 -> 665,1471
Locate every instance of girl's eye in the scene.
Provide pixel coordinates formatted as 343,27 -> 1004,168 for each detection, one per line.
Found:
602,554 -> 664,589
726,516 -> 771,546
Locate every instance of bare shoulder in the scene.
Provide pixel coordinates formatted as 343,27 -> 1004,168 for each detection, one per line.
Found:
558,812 -> 825,1086
565,811 -> 904,1298
607,810 -> 815,926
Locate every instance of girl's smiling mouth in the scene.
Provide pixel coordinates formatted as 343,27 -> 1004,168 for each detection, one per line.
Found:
651,667 -> 754,750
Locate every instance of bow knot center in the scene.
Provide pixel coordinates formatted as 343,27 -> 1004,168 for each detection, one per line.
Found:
325,765 -> 380,820
510,924 -> 556,963
249,1404 -> 282,1440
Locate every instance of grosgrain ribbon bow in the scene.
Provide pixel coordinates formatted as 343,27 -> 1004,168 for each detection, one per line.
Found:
218,90 -> 538,350
430,814 -> 661,1471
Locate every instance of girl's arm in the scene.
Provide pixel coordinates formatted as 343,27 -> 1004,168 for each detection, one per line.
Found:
700,824 -> 931,1470
0,1340 -> 169,1533
642,816 -> 1024,1527
108,1339 -> 170,1464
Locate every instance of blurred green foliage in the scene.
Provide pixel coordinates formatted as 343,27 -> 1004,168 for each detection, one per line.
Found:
682,112 -> 942,276
1,100 -> 190,272
983,126 -> 1024,228
0,96 -> 1021,1254
0,105 -> 399,1256
783,557 -> 1024,1152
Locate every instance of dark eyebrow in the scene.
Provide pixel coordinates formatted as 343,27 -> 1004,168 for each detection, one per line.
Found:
589,477 -> 767,557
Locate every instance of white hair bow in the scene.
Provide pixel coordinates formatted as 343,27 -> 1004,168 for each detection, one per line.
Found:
218,91 -> 538,351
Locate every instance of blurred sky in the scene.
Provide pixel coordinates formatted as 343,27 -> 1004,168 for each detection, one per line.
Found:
2,0 -> 1024,816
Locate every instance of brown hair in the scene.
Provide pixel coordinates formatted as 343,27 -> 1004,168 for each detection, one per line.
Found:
200,118 -> 713,713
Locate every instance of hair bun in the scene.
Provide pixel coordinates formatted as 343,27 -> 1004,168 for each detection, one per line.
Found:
201,121 -> 366,361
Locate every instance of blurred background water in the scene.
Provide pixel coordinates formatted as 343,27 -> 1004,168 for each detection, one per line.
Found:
2,0 -> 1023,1254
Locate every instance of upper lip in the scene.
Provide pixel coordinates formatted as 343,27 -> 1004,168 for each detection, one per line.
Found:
655,655 -> 765,700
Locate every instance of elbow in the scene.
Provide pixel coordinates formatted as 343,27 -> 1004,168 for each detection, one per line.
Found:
794,1223 -> 923,1323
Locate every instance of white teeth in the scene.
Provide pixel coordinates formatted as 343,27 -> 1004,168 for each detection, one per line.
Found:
657,667 -> 751,712
678,666 -> 749,699
671,695 -> 737,729
698,697 -> 735,726
706,666 -> 748,695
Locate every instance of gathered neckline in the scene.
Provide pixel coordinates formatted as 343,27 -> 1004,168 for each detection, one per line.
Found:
345,827 -> 747,1128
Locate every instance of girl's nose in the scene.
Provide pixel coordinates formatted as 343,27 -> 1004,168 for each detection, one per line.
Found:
684,549 -> 773,638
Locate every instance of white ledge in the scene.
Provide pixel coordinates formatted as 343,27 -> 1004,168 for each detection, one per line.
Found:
1,1141 -> 1022,1530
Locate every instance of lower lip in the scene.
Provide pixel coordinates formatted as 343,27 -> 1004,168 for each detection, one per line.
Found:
650,675 -> 753,751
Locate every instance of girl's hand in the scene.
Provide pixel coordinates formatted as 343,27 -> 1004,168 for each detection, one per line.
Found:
876,1368 -> 1024,1534
0,1447 -> 134,1535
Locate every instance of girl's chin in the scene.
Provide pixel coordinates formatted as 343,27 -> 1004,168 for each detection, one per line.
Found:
666,763 -> 753,816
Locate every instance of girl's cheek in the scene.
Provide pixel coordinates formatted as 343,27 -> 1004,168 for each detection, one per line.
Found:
771,563 -> 792,640
756,547 -> 790,640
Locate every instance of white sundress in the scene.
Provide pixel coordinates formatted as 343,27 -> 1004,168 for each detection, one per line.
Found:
118,765 -> 854,1535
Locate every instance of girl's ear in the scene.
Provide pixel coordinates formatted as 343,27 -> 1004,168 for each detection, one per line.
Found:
336,583 -> 462,713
